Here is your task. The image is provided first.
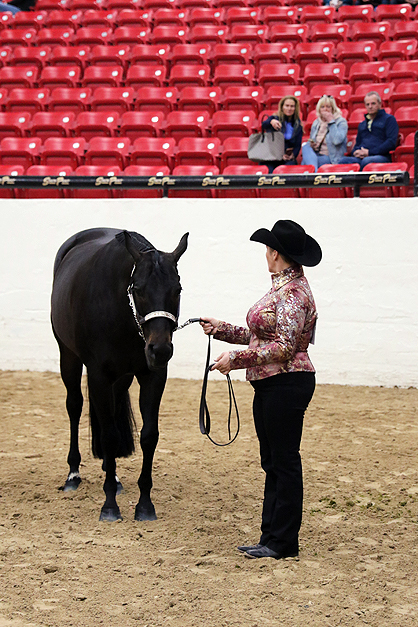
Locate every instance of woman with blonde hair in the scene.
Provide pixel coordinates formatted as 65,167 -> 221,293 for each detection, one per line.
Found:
301,95 -> 348,172
260,96 -> 303,173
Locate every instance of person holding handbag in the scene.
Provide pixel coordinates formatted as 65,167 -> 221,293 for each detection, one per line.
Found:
260,96 -> 303,173
301,95 -> 348,172
200,220 -> 322,560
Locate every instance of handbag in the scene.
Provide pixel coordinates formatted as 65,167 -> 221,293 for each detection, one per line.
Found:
247,128 -> 285,163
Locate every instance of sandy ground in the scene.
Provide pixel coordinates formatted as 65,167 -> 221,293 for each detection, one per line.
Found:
0,370 -> 417,627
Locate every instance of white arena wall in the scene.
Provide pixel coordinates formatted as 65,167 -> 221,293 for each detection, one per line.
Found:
0,197 -> 416,388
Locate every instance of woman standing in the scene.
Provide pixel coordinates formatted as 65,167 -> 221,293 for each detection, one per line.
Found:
201,220 -> 322,560
261,96 -> 303,173
301,95 -> 348,172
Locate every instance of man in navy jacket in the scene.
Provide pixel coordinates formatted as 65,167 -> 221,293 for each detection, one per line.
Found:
339,91 -> 399,170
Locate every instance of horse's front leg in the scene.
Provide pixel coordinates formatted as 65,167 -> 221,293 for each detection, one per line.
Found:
88,370 -> 122,522
135,369 -> 167,521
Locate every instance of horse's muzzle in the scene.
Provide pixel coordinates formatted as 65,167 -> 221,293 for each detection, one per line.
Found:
145,342 -> 174,370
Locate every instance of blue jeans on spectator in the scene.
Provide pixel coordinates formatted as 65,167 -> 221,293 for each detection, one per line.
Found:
339,155 -> 391,170
0,2 -> 20,12
301,143 -> 332,172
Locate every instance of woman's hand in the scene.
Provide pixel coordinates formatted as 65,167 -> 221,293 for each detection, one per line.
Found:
270,119 -> 282,131
321,111 -> 334,123
200,317 -> 219,335
211,351 -> 231,375
282,152 -> 294,161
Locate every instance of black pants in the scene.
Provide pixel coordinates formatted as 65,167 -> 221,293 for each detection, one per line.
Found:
250,372 -> 315,555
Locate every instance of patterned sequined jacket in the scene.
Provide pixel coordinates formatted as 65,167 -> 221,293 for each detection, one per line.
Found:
213,265 -> 317,381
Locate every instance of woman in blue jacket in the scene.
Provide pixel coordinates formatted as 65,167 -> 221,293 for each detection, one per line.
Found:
302,95 -> 348,172
261,96 -> 303,173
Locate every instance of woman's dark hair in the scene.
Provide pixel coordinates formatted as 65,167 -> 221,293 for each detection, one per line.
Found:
275,96 -> 303,133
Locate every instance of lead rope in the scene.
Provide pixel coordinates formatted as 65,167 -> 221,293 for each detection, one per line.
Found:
198,332 -> 240,447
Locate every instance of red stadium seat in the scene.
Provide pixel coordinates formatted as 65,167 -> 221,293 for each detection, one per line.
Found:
49,45 -> 91,70
392,21 -> 418,41
389,82 -> 418,114
348,82 -> 394,113
84,137 -> 131,169
0,13 -> 14,28
220,86 -> 263,115
135,86 -> 179,114
13,11 -> 48,31
37,27 -> 75,47
150,25 -> 189,46
0,65 -> 39,90
335,41 -> 377,70
0,137 -> 41,168
74,26 -> 114,47
389,60 -> 418,87
294,42 -> 335,75
37,0 -> 69,7
0,48 -> 13,68
44,9 -> 81,30
377,40 -> 417,68
169,165 -> 220,198
262,7 -> 298,27
119,164 -> 171,199
287,0 -> 322,6
6,87 -> 50,113
153,8 -> 188,27
309,22 -> 349,45
116,9 -> 153,28
0,164 -> 24,198
259,164 -> 315,199
30,111 -> 75,140
269,24 -> 308,45
73,111 -> 120,140
252,43 -> 294,70
0,28 -> 37,49
21,164 -> 74,199
210,44 -> 252,71
258,63 -> 300,89
170,43 -> 211,66
302,63 -> 345,91
88,45 -> 132,69
39,65 -> 81,89
168,64 -> 211,88
217,164 -> 269,198
394,106 -> 418,140
175,136 -> 221,166
350,22 -> 391,45
72,165 -> 123,198
130,137 -> 176,169
394,132 -> 415,170
0,111 -> 31,139
41,137 -> 87,168
299,5 -> 335,24
9,46 -> 52,71
360,161 -> 408,198
81,9 -> 119,28
189,25 -> 227,45
113,25 -> 151,46
125,65 -> 167,89
347,107 -> 367,132
306,163 -> 361,198
337,4 -> 374,26
177,86 -> 221,114
229,24 -> 267,46
374,3 -> 412,25
211,110 -> 256,142
120,110 -> 165,140
82,65 -> 124,89
164,110 -> 210,140
48,87 -> 92,113
188,8 -> 225,28
90,87 -> 135,114
225,7 -> 261,27
213,64 -> 255,90
220,136 -> 254,169
130,44 -> 170,67
251,0 -> 285,7
348,61 -> 390,91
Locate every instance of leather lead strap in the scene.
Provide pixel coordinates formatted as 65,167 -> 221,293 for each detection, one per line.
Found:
199,334 -> 240,447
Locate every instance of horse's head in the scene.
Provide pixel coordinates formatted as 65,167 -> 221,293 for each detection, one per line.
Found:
124,232 -> 188,371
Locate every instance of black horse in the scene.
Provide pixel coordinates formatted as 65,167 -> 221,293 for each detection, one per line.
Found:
51,227 -> 188,522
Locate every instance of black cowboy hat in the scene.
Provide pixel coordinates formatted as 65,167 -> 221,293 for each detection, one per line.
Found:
250,219 -> 322,267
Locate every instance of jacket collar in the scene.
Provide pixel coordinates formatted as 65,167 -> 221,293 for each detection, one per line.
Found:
271,264 -> 303,290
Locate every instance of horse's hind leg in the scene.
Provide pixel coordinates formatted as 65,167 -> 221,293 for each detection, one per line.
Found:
135,369 -> 167,522
58,341 -> 84,491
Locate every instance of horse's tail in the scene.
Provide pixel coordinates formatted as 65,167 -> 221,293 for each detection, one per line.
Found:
89,389 -> 136,459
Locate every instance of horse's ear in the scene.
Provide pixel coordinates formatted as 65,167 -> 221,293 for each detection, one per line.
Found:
171,233 -> 189,263
123,231 -> 142,262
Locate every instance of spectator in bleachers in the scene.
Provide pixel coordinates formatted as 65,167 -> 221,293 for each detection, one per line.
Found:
0,0 -> 36,11
301,95 -> 348,172
0,1 -> 21,13
260,96 -> 303,173
338,91 -> 399,170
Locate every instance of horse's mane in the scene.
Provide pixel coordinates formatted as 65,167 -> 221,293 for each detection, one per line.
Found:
115,231 -> 156,253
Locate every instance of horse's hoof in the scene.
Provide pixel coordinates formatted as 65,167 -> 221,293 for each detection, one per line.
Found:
99,507 -> 122,522
60,475 -> 81,492
135,503 -> 157,522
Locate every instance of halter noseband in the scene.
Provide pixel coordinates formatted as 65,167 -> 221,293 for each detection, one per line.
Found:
127,265 -> 178,341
